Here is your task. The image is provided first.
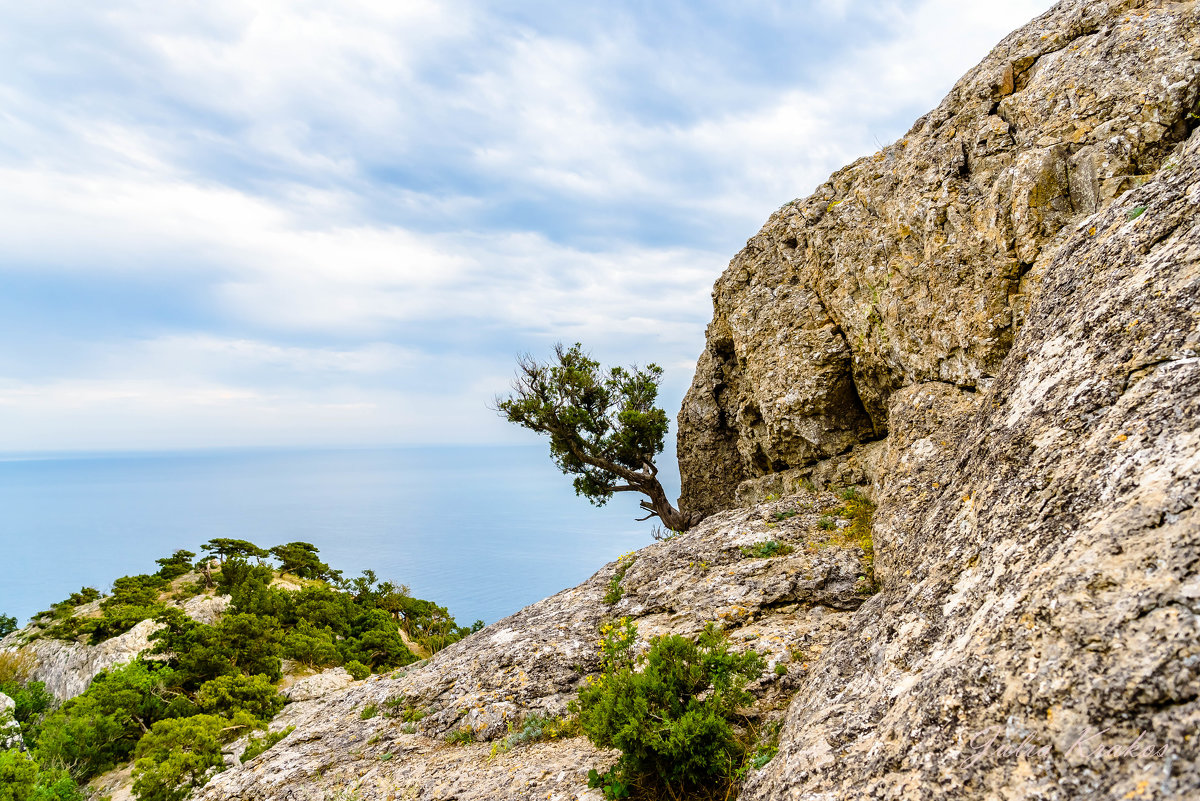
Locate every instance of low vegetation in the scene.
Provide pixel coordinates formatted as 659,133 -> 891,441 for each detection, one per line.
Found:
0,540 -> 481,801
489,712 -> 580,758
604,554 -> 636,604
739,540 -> 793,559
577,619 -> 765,800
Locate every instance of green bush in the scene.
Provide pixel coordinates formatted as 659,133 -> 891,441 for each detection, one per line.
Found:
241,726 -> 294,763
0,613 -> 17,637
195,674 -> 284,724
154,550 -> 196,581
42,574 -> 169,645
0,677 -> 53,746
604,556 -> 635,605
739,541 -> 793,558
131,714 -> 229,801
152,610 -> 284,687
445,727 -> 474,745
577,622 -> 764,798
0,749 -> 38,801
0,749 -> 85,801
281,621 -> 341,668
15,537 -> 478,799
340,609 -> 416,671
36,661 -> 177,780
269,542 -> 340,582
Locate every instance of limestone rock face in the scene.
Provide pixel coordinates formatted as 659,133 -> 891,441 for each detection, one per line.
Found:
196,494 -> 872,801
281,666 -> 355,702
0,592 -> 231,701
182,592 -> 231,625
678,0 -> 1200,514
16,618 -> 162,701
741,119 -> 1200,801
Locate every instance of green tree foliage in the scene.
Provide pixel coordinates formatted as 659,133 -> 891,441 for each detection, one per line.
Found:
287,586 -> 357,635
152,611 -> 284,686
496,343 -> 703,531
0,613 -> 16,637
131,715 -> 229,801
35,661 -> 177,780
154,550 -> 196,581
343,660 -> 370,681
0,749 -> 37,800
0,748 -> 84,796
280,621 -> 341,669
0,750 -> 84,801
340,609 -> 416,671
200,538 -> 268,566
578,623 -> 764,798
43,574 -> 169,645
216,558 -> 275,596
14,537 -> 472,800
0,680 -> 53,747
268,541 -> 340,582
195,674 -> 283,724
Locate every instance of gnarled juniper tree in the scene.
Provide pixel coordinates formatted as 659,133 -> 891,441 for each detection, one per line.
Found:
495,343 -> 704,532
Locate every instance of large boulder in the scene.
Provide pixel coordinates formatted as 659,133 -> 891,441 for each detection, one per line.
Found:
678,0 -> 1200,514
742,116 -> 1200,801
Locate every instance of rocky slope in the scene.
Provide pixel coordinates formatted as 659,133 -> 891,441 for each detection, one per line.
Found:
0,592 -> 230,700
201,2 -> 1196,799
196,492 -> 873,800
689,1 -> 1199,798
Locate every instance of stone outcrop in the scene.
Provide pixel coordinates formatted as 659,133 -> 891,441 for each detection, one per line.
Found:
0,691 -> 22,750
11,619 -> 162,701
281,666 -> 355,702
742,122 -> 1200,801
196,493 -> 873,800
1,592 -> 230,701
677,0 -> 1200,514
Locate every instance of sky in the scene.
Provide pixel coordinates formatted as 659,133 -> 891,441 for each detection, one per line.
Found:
0,0 -> 1056,453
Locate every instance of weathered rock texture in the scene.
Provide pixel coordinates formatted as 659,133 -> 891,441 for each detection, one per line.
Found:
0,592 -> 230,701
743,127 -> 1200,801
678,0 -> 1200,514
196,494 -> 873,800
675,0 -> 1200,798
8,619 -> 162,701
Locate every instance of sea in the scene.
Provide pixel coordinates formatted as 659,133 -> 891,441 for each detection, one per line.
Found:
0,446 -> 665,629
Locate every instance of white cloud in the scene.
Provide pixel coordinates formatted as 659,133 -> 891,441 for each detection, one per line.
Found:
0,0 -> 1057,451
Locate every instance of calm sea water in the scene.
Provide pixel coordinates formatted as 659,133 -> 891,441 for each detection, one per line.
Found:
0,446 -> 667,628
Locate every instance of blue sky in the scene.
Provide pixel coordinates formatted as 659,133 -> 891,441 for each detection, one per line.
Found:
0,0 -> 1054,452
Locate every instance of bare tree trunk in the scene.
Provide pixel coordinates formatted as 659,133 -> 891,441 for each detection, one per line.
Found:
558,430 -> 707,531
636,478 -> 705,532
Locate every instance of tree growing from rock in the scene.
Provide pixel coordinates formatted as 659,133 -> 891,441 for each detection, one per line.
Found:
496,343 -> 704,532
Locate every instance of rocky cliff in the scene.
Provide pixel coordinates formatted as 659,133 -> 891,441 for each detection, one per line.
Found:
692,0 -> 1200,798
0,592 -> 230,701
677,0 -> 1199,514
